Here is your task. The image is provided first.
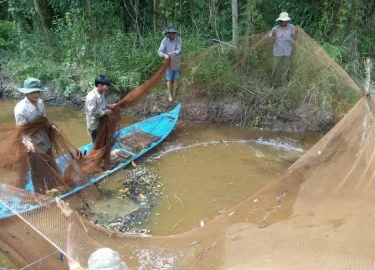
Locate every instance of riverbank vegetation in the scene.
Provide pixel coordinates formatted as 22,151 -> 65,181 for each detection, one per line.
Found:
0,0 -> 374,129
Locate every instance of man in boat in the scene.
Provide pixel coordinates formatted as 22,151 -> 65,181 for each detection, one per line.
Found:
157,25 -> 182,102
14,77 -> 61,194
85,75 -> 114,143
269,12 -> 298,89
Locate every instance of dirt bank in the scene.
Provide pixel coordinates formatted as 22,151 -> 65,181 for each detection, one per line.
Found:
0,74 -> 333,133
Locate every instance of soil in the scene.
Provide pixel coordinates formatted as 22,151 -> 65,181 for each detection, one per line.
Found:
0,73 -> 334,133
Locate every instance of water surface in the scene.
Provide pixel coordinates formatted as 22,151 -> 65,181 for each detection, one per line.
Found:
0,99 -> 319,238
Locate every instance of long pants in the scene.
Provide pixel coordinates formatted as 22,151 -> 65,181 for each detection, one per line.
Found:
271,55 -> 292,87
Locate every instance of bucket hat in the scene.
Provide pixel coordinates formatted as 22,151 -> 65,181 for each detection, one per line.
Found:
165,26 -> 178,35
276,12 -> 291,21
87,248 -> 128,270
18,78 -> 47,94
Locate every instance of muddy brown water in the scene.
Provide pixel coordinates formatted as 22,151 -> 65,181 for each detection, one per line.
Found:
0,99 -> 320,267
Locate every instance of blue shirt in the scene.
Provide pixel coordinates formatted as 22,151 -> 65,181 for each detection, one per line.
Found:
157,36 -> 182,71
269,24 -> 296,57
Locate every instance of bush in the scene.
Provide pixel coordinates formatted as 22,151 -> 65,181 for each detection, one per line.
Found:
0,20 -> 14,50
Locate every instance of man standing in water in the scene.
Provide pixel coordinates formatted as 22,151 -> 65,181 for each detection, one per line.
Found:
157,25 -> 182,102
85,75 -> 113,143
269,12 -> 298,89
14,77 -> 60,193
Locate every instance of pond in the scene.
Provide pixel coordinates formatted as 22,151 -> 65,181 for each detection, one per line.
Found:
0,98 -> 319,249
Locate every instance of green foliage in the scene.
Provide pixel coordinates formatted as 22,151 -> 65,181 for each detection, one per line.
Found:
7,0 -> 35,30
182,45 -> 237,95
0,20 -> 14,50
0,0 -> 371,125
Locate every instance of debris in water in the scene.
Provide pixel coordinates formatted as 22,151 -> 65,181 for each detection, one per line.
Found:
88,165 -> 163,234
45,188 -> 62,197
200,220 -> 205,227
118,188 -> 129,194
189,241 -> 202,247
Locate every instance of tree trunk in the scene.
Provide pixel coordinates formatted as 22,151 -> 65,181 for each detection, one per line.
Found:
240,0 -> 256,70
123,0 -> 143,44
232,0 -> 238,46
86,0 -> 97,38
32,0 -> 51,46
190,0 -> 197,32
153,0 -> 157,35
364,58 -> 372,93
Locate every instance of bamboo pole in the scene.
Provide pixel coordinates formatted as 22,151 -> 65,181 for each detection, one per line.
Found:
364,57 -> 372,94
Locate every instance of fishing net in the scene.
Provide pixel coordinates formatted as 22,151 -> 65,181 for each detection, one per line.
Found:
118,131 -> 160,154
184,27 -> 362,129
0,118 -> 92,192
83,59 -> 171,172
0,28 -> 374,270
0,59 -> 170,191
0,60 -> 170,268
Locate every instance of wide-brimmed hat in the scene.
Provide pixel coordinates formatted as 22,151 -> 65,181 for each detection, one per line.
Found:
18,78 -> 47,94
87,248 -> 128,270
276,12 -> 291,21
165,26 -> 178,34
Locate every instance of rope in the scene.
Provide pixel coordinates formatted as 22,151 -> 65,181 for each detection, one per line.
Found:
19,250 -> 60,270
0,199 -> 72,263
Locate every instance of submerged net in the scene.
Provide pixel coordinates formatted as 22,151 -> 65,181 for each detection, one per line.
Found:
1,29 -> 375,269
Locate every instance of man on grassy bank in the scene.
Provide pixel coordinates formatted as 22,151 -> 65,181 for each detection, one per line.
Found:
269,12 -> 298,89
157,26 -> 182,102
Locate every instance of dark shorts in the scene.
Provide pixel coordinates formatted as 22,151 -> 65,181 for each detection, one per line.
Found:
165,69 -> 180,81
91,129 -> 98,143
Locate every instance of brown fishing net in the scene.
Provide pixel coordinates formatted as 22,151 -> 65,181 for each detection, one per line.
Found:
87,59 -> 170,171
118,131 -> 160,154
0,59 -> 170,192
0,188 -> 102,269
0,59 -> 171,268
185,27 -> 361,128
0,30 -> 374,269
0,118 -> 87,192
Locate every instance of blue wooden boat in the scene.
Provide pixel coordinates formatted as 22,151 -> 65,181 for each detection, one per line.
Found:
0,104 -> 181,219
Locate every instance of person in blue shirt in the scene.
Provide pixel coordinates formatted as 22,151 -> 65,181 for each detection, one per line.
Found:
269,12 -> 298,88
157,26 -> 182,102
